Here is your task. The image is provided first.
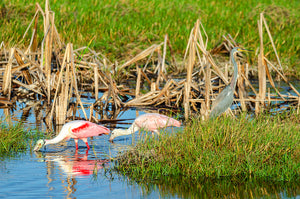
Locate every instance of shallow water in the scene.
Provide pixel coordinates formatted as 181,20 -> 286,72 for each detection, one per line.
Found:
0,135 -> 162,198
0,85 -> 300,198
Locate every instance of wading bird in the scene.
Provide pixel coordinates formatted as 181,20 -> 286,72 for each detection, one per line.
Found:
34,120 -> 110,151
109,113 -> 181,142
209,47 -> 251,118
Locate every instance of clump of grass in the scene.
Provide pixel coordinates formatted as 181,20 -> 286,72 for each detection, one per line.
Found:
114,111 -> 300,182
0,122 -> 28,158
0,122 -> 43,158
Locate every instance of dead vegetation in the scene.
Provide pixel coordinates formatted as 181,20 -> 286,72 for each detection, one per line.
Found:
0,1 -> 299,131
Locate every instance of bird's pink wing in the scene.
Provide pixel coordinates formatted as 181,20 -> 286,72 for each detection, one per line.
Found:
136,114 -> 181,131
71,121 -> 110,138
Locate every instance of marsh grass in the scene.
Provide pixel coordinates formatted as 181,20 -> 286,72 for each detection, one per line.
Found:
1,0 -> 299,71
0,122 -> 43,158
115,111 -> 300,182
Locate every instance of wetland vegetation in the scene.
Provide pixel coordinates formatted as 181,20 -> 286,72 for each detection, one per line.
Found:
0,122 -> 43,158
0,0 -> 299,197
115,111 -> 300,182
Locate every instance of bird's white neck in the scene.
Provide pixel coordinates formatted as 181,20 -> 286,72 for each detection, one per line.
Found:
45,128 -> 69,145
230,51 -> 238,89
121,124 -> 140,136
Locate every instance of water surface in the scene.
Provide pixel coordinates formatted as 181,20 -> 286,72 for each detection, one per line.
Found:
0,86 -> 299,198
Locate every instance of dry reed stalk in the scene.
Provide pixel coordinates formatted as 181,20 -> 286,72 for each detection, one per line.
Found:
264,60 -> 286,100
140,70 -> 151,86
184,20 -> 198,120
94,66 -> 99,100
204,64 -> 211,117
109,74 -> 122,109
70,44 -> 88,120
0,41 -> 5,51
262,15 -> 283,72
161,34 -> 168,73
240,73 -> 258,95
152,79 -> 174,104
22,9 -> 39,41
225,63 -> 228,79
25,28 -> 36,55
44,0 -> 52,104
62,46 -> 71,120
118,43 -> 163,72
66,103 -> 75,120
89,104 -> 94,121
14,51 -> 33,85
11,62 -> 31,73
237,63 -> 246,111
203,48 -> 228,84
135,67 -> 142,97
256,13 -> 267,114
55,64 -> 70,125
55,96 -> 64,125
268,88 -> 271,106
50,15 -> 63,53
151,82 -> 156,91
125,91 -> 160,106
264,58 -> 300,96
154,48 -> 163,86
12,80 -> 44,96
79,47 -> 112,67
2,48 -> 14,98
15,48 -> 40,69
49,44 -> 70,121
245,63 -> 249,83
96,70 -> 109,88
32,9 -> 39,54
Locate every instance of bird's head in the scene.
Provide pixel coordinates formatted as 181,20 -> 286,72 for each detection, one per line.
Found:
109,129 -> 124,142
33,139 -> 46,151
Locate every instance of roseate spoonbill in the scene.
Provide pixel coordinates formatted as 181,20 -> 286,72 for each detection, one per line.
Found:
109,113 -> 181,142
209,47 -> 251,118
33,120 -> 110,151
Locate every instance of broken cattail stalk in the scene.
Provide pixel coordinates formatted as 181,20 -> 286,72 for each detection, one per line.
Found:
256,13 -> 266,114
2,48 -> 14,98
94,66 -> 99,100
135,67 -> 142,97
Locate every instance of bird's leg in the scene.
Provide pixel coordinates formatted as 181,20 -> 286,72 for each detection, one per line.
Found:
81,138 -> 90,150
74,139 -> 79,150
85,142 -> 90,150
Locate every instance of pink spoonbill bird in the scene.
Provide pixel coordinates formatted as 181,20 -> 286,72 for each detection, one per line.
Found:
34,120 -> 110,151
109,113 -> 181,142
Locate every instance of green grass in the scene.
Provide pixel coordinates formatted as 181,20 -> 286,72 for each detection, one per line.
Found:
114,111 -> 300,182
1,0 -> 299,72
0,121 -> 43,158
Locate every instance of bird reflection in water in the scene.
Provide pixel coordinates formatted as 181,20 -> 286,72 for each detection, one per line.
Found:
35,150 -> 109,198
35,149 -> 109,176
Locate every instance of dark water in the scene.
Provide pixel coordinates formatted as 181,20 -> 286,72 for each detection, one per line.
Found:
0,86 -> 300,198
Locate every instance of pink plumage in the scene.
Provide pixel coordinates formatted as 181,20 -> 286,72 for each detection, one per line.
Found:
67,120 -> 110,150
34,120 -> 110,151
109,113 -> 181,141
71,121 -> 110,138
134,113 -> 181,132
